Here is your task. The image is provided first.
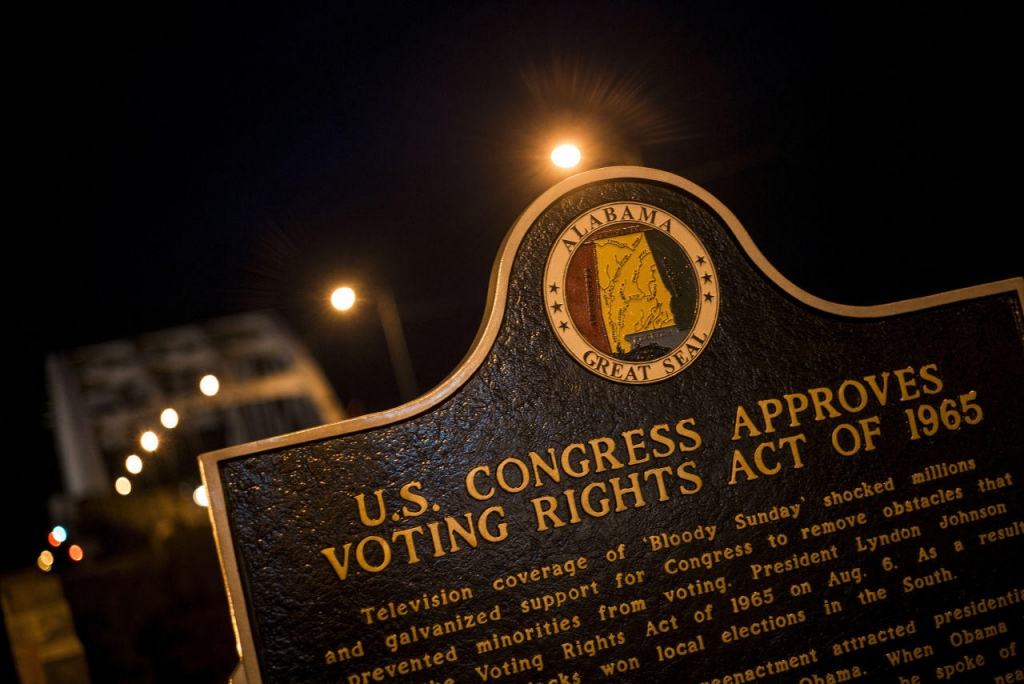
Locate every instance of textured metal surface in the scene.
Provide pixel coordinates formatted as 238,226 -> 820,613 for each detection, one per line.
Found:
209,172 -> 1024,683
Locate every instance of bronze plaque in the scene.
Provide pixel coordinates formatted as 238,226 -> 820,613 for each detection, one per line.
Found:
201,167 -> 1024,684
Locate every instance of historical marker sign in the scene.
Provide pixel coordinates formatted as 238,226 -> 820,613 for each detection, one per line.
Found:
201,167 -> 1024,684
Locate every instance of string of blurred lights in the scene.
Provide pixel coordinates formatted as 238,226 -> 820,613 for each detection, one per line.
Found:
38,525 -> 84,572
39,373 -> 222,572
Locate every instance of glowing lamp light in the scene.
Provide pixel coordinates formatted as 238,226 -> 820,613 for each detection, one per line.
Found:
200,374 -> 220,397
140,431 -> 159,452
68,544 -> 84,562
160,408 -> 179,428
115,477 -> 132,495
331,286 -> 356,311
551,144 -> 581,168
193,485 -> 210,507
48,525 -> 68,547
125,454 -> 143,474
37,552 -> 53,572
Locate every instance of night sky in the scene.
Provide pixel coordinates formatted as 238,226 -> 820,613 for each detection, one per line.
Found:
8,2 -> 1019,574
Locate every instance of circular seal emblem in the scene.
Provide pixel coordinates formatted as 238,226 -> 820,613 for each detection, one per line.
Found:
544,201 -> 719,383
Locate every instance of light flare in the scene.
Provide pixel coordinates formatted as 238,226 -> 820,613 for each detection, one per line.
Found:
200,375 -> 220,396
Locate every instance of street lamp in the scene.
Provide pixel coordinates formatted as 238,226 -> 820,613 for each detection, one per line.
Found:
331,286 -> 356,311
331,285 -> 418,403
551,143 -> 581,169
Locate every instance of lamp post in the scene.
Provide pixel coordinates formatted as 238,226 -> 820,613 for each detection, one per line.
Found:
331,285 -> 418,403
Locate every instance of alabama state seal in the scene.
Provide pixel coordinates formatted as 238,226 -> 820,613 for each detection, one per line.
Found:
543,201 -> 719,383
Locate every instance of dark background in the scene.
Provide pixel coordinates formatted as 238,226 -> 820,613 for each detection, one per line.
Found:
7,0 -> 1018,585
